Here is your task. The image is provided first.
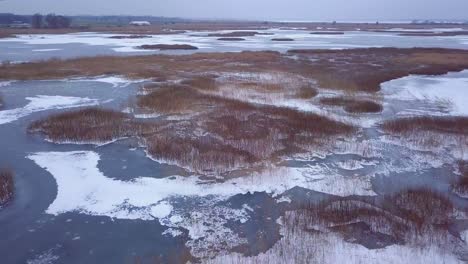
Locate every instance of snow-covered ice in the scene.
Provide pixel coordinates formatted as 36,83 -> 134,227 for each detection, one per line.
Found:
383,70 -> 468,116
68,75 -> 146,88
28,150 -> 375,221
0,95 -> 99,125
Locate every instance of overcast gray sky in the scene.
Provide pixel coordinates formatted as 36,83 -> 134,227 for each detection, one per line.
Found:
1,0 -> 467,21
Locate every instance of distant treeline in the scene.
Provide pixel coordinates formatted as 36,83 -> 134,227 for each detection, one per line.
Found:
0,13 -> 189,28
71,16 -> 188,26
31,14 -> 72,28
0,13 -> 71,28
0,13 -> 31,24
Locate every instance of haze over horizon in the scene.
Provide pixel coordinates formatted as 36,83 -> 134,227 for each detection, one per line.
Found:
1,0 -> 467,21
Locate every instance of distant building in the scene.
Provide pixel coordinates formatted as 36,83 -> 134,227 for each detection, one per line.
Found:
9,21 -> 31,28
129,21 -> 151,26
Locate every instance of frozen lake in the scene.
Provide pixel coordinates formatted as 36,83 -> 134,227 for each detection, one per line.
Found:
1,29 -> 468,62
0,29 -> 468,263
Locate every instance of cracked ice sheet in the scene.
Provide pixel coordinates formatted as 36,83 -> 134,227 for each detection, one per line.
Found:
27,151 -> 375,221
0,95 -> 99,125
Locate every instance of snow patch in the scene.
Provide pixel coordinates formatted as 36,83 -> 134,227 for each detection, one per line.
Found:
32,49 -> 62,52
68,76 -> 145,88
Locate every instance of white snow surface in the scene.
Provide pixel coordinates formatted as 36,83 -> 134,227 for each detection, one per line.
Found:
383,71 -> 468,116
68,76 -> 146,88
0,95 -> 98,125
32,48 -> 62,52
27,151 -> 375,220
0,81 -> 14,87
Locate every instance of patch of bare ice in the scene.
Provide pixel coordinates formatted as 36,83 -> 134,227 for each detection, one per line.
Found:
0,95 -> 98,125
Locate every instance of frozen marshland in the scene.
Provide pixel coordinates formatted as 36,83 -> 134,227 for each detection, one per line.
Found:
1,26 -> 468,264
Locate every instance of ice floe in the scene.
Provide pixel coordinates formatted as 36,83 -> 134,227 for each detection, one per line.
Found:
0,95 -> 98,125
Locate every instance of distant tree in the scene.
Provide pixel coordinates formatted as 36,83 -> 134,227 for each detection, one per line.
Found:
45,14 -> 71,29
56,15 -> 71,28
31,13 -> 43,29
45,13 -> 58,28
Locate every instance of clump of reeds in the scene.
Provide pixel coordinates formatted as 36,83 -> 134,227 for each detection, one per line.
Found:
137,85 -> 210,114
298,188 -> 456,243
182,75 -> 218,91
294,86 -> 318,99
320,96 -> 382,113
271,38 -> 295,41
0,168 -> 14,205
381,116 -> 468,135
145,134 -> 257,173
139,44 -> 198,50
28,108 -> 157,143
208,31 -> 259,37
109,35 -> 151,39
217,38 -> 246,41
451,160 -> 468,196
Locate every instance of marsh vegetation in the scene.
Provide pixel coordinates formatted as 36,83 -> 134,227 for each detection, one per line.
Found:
0,168 -> 13,205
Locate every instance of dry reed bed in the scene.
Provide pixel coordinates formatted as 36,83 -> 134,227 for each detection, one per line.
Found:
109,35 -> 152,39
17,48 -> 468,175
217,38 -> 246,41
294,86 -> 318,99
381,116 -> 467,163
295,189 -> 458,245
207,31 -> 264,37
288,48 -> 468,92
271,38 -> 294,41
138,44 -> 198,50
137,84 -> 354,173
3,48 -> 468,93
451,160 -> 468,197
320,96 -> 383,113
381,116 -> 468,135
0,168 -> 14,205
30,85 -> 354,174
28,108 -> 160,143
